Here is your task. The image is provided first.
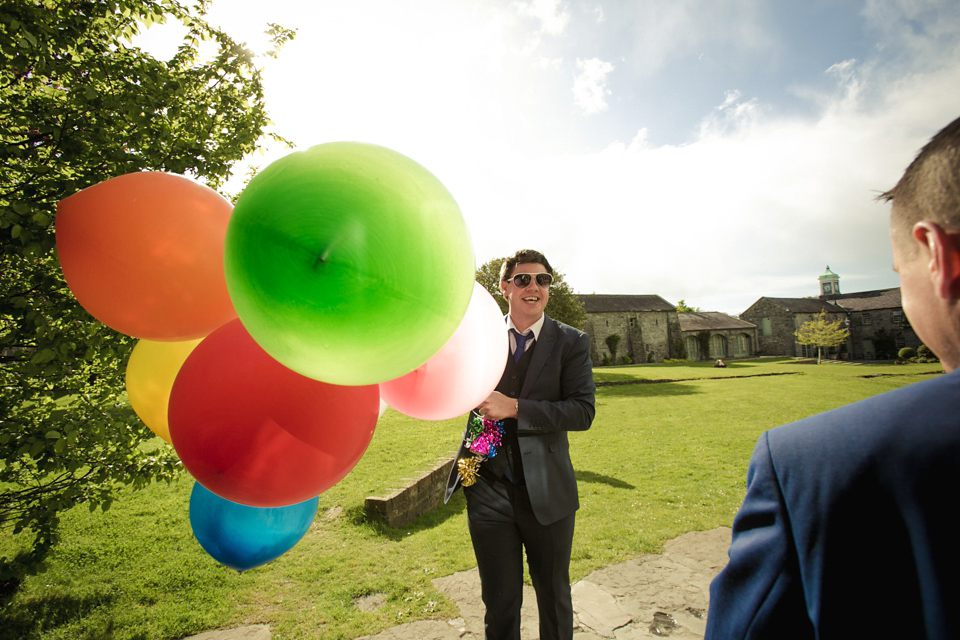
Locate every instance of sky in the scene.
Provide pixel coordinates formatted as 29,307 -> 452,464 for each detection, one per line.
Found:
137,0 -> 960,315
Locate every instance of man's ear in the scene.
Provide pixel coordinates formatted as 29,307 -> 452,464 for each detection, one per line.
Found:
914,221 -> 960,299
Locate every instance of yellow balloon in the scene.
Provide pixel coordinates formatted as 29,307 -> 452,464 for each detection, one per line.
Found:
125,338 -> 202,443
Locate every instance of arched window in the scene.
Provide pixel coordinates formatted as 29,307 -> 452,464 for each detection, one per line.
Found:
733,333 -> 749,357
709,334 -> 727,358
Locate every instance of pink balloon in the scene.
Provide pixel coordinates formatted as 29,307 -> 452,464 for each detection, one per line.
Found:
169,319 -> 379,507
380,282 -> 508,420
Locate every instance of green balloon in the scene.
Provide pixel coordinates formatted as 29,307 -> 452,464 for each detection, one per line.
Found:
224,142 -> 475,386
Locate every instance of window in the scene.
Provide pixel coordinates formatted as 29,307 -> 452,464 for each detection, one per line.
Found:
861,313 -> 872,325
629,317 -> 637,328
685,336 -> 700,360
709,334 -> 726,358
734,334 -> 749,357
761,317 -> 772,336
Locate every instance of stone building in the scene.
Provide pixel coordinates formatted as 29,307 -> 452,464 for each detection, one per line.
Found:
577,294 -> 680,365
741,267 -> 922,359
740,297 -> 847,358
677,312 -> 759,361
823,288 -> 921,359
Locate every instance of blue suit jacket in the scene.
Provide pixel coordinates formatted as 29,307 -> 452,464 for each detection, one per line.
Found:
444,314 -> 596,525
706,369 -> 960,639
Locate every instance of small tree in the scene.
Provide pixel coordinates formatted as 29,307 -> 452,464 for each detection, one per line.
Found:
675,299 -> 701,312
898,347 -> 917,360
794,311 -> 850,364
917,345 -> 938,362
605,334 -> 621,362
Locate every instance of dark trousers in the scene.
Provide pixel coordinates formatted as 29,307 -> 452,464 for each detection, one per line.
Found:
465,475 -> 576,640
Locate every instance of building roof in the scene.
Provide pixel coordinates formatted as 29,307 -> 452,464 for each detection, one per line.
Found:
819,266 -> 839,280
825,287 -> 902,311
677,312 -> 756,332
577,294 -> 676,313
752,297 -> 846,314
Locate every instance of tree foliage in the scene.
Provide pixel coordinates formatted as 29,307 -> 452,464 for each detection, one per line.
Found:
475,257 -> 587,329
0,0 -> 292,586
794,310 -> 850,364
675,299 -> 701,312
605,334 -> 620,361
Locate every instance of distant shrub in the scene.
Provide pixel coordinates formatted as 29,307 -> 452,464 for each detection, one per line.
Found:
917,345 -> 935,359
663,358 -> 693,364
898,347 -> 917,360
601,355 -> 611,366
620,355 -> 633,365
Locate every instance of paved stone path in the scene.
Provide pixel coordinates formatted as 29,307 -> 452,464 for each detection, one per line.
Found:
185,526 -> 732,640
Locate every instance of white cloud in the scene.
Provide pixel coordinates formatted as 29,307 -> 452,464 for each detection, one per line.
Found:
622,0 -> 773,76
572,57 -> 615,116
464,54 -> 960,314
132,0 -> 960,316
516,0 -> 570,35
698,90 -> 764,137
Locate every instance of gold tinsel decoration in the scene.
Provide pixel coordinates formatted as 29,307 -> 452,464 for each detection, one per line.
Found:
458,456 -> 482,487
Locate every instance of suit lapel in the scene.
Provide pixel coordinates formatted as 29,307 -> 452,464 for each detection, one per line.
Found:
521,315 -> 557,398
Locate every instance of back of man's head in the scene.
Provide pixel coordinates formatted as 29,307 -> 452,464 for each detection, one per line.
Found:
882,116 -> 960,243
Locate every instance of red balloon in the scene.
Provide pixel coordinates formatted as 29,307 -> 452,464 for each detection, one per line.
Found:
168,319 -> 379,506
55,172 -> 237,340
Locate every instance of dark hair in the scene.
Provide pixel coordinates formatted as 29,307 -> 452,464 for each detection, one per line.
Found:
881,115 -> 960,242
499,249 -> 553,282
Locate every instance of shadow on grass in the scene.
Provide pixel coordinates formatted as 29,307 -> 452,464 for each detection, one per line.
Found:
592,372 -> 640,383
576,470 -> 636,490
0,591 -> 115,640
597,381 -> 702,398
350,491 -> 467,542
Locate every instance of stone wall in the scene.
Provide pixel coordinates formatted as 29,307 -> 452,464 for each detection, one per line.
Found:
740,299 -> 796,356
582,310 -> 679,365
741,300 -> 844,357
847,308 -> 922,359
365,456 -> 456,528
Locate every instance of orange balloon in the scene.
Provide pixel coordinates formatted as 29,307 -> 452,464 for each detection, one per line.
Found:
125,338 -> 203,443
56,172 -> 237,340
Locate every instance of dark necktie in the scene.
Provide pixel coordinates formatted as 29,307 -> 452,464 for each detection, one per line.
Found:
511,329 -> 530,362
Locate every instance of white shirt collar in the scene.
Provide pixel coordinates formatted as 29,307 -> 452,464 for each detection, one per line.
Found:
506,314 -> 545,341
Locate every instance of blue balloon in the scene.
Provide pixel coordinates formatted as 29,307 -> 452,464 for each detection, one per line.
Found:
189,482 -> 318,571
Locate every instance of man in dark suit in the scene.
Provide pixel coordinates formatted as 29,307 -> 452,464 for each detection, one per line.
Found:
445,249 -> 595,640
706,115 -> 960,639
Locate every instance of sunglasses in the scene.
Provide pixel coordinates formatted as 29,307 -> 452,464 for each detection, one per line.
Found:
504,272 -> 553,288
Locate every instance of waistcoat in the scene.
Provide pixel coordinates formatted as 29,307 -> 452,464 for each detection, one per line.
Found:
486,339 -> 537,483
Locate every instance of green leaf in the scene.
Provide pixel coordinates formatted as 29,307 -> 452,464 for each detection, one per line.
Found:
31,349 -> 56,364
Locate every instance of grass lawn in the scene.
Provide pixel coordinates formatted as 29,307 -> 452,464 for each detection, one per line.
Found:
0,358 -> 942,639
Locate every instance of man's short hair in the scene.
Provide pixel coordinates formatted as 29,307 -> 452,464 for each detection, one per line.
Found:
500,249 -> 553,282
881,115 -> 960,242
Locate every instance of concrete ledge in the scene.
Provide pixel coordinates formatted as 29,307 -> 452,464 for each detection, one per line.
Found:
365,456 -> 456,527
